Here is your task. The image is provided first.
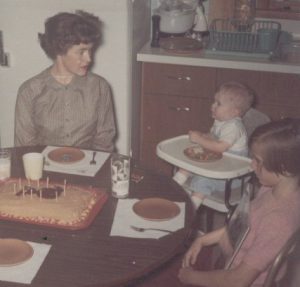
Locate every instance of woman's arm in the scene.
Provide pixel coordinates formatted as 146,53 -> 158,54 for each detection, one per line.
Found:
92,79 -> 116,151
14,85 -> 38,146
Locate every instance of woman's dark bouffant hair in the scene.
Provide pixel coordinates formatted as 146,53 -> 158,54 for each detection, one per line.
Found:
249,118 -> 300,179
38,10 -> 103,59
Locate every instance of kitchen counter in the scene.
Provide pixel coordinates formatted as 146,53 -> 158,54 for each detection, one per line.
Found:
137,42 -> 300,74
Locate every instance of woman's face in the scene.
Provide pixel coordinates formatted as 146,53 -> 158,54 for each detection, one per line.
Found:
57,43 -> 93,77
250,143 -> 280,187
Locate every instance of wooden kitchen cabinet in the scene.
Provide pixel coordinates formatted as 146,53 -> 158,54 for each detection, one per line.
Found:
139,62 -> 300,176
256,0 -> 300,20
216,68 -> 300,120
140,63 -> 215,175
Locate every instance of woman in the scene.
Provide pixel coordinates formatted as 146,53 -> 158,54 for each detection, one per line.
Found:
178,118 -> 300,287
15,10 -> 116,151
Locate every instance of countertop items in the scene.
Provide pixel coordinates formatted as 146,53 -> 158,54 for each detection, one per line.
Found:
137,42 -> 300,74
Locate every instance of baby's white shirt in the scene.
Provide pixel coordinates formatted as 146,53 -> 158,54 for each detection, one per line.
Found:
210,117 -> 248,156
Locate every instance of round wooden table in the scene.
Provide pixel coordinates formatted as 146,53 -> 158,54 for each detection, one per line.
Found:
0,146 -> 195,287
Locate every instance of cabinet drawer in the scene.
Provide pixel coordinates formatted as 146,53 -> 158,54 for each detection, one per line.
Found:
257,72 -> 300,105
140,94 -> 213,143
256,103 -> 300,121
142,63 -> 216,97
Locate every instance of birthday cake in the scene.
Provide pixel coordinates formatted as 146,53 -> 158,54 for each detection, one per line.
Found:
0,178 -> 108,229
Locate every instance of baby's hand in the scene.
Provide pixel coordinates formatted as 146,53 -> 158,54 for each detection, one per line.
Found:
189,130 -> 202,143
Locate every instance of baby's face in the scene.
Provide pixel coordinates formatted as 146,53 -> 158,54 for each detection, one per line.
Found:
211,92 -> 239,121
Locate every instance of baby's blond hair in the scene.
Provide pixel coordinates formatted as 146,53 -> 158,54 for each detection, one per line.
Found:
217,81 -> 254,116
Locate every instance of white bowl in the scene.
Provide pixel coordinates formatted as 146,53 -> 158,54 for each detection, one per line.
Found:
159,9 -> 196,34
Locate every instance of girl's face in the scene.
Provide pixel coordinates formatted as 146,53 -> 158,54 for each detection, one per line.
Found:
211,92 -> 239,121
250,143 -> 280,187
57,43 -> 93,77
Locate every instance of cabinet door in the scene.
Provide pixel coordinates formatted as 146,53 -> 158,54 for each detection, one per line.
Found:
216,68 -> 260,93
256,72 -> 300,119
143,63 -> 216,98
140,94 -> 213,175
217,68 -> 300,121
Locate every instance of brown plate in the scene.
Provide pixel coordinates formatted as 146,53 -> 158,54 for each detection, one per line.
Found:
184,146 -> 222,162
48,147 -> 85,164
0,239 -> 34,266
133,198 -> 180,221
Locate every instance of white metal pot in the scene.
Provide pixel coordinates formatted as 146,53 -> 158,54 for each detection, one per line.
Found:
159,9 -> 196,34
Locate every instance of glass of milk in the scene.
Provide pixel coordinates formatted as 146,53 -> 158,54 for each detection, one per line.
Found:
110,153 -> 130,199
0,149 -> 11,180
22,152 -> 44,180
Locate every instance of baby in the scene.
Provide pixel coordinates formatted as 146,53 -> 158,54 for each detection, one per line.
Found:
173,81 -> 254,210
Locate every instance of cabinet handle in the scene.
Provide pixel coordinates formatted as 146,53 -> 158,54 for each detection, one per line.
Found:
169,106 -> 191,112
167,76 -> 192,81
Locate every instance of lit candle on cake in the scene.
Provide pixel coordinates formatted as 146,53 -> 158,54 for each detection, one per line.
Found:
55,191 -> 58,202
13,183 -> 16,194
30,188 -> 33,199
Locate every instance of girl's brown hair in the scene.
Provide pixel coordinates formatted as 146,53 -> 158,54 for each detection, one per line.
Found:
249,118 -> 300,178
38,10 -> 102,59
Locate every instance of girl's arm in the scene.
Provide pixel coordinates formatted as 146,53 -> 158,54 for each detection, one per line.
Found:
182,227 -> 226,268
178,261 -> 260,287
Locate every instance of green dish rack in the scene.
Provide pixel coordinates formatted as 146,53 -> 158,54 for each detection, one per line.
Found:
208,19 -> 281,55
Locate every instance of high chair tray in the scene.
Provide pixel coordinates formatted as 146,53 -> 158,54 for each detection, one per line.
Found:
157,135 -> 253,179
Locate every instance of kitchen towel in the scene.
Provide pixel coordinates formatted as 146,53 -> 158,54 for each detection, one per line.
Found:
0,241 -> 51,284
110,199 -> 185,239
42,146 -> 110,177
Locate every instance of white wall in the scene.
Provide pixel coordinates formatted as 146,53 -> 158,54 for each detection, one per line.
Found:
0,0 -> 149,155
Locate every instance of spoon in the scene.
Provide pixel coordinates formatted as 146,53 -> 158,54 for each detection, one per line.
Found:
90,151 -> 97,165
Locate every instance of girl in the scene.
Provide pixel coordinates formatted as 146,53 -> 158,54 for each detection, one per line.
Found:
178,118 -> 300,287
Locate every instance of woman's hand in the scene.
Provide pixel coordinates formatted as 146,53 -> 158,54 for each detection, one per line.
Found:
182,237 -> 203,268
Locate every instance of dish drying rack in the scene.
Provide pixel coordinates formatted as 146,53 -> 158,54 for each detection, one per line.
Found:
208,19 -> 281,56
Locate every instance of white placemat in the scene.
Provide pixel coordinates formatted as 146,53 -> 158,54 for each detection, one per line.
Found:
110,199 -> 185,239
42,146 -> 110,176
0,241 -> 51,284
